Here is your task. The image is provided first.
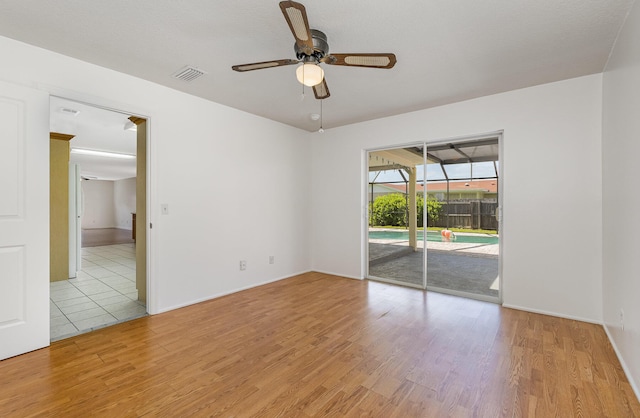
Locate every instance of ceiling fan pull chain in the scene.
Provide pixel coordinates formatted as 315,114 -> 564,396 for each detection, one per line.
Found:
318,98 -> 324,133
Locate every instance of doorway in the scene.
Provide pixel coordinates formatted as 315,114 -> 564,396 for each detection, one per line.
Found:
366,135 -> 502,303
48,97 -> 148,340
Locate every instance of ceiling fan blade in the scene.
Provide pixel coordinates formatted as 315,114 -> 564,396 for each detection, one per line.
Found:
313,78 -> 330,100
323,53 -> 397,69
279,1 -> 314,55
232,59 -> 299,72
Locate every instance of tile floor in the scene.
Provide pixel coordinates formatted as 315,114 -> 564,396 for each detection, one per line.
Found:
50,243 -> 147,341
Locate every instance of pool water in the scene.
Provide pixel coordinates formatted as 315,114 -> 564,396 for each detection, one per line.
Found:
369,230 -> 499,244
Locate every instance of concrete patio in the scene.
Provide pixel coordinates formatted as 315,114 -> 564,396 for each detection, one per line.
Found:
368,235 -> 499,298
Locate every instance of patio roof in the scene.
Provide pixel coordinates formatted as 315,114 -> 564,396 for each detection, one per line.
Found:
382,179 -> 498,193
369,136 -> 499,183
426,138 -> 499,166
369,137 -> 499,172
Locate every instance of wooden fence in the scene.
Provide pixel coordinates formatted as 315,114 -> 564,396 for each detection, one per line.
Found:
430,201 -> 498,231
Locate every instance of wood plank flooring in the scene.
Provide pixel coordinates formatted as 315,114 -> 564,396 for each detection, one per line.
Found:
1,272 -> 638,417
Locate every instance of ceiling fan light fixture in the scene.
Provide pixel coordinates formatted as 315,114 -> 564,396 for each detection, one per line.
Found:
296,63 -> 324,87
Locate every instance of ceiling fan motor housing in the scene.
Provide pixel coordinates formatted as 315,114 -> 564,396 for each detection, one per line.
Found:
295,29 -> 329,62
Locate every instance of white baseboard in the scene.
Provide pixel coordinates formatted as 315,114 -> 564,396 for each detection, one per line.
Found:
603,323 -> 640,403
501,303 -> 602,325
310,269 -> 363,281
155,269 -> 312,314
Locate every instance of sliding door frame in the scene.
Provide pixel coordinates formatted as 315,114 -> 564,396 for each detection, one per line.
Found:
363,131 -> 503,305
365,141 -> 427,289
424,132 -> 503,304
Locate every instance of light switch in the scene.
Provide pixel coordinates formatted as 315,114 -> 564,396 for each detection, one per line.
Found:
161,204 -> 169,215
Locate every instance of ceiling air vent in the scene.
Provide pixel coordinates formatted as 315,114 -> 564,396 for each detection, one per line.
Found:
59,107 -> 80,116
172,66 -> 206,82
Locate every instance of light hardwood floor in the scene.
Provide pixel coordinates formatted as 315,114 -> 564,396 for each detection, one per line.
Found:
1,272 -> 638,417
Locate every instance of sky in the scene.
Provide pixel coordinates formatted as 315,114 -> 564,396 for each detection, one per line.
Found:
369,161 -> 499,184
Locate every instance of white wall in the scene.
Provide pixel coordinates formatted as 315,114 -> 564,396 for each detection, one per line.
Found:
81,180 -> 116,229
114,177 -> 136,230
0,35 -> 311,314
311,74 -> 603,323
81,177 -> 136,230
602,0 -> 640,397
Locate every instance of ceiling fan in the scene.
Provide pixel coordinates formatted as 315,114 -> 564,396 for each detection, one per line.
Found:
231,1 -> 397,100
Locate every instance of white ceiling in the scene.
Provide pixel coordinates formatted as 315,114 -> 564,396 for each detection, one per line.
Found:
50,97 -> 137,181
0,0 -> 635,132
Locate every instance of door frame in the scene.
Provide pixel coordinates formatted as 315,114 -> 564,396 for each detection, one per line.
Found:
423,132 -> 503,304
49,93 -> 155,314
364,141 -> 427,290
363,131 -> 503,304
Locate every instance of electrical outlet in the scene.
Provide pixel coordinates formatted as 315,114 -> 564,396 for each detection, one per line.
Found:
620,308 -> 625,331
239,260 -> 247,271
269,256 -> 275,265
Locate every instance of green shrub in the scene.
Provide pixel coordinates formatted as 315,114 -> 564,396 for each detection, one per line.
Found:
372,193 -> 406,226
371,193 -> 442,227
422,196 -> 442,226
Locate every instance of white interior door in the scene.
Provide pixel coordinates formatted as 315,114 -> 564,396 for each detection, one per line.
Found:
0,80 -> 50,359
69,163 -> 82,277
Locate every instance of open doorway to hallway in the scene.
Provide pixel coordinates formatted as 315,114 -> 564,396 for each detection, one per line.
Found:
366,135 -> 501,303
49,97 -> 147,340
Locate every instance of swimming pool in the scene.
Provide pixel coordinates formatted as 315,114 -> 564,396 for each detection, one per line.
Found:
368,230 -> 499,244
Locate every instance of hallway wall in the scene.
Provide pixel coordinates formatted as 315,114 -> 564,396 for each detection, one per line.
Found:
82,180 -> 116,229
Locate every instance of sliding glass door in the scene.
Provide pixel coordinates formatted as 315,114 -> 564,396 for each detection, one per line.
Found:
366,136 -> 501,303
424,137 -> 500,301
367,145 -> 426,288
